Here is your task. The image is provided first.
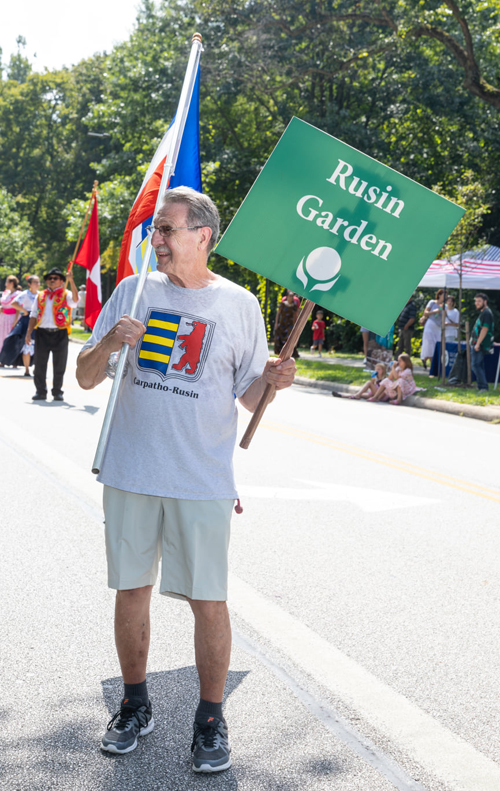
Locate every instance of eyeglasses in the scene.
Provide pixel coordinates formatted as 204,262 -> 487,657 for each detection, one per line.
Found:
46,276 -> 62,282
146,224 -> 203,238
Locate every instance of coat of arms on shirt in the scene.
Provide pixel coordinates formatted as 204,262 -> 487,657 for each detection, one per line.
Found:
136,308 -> 215,382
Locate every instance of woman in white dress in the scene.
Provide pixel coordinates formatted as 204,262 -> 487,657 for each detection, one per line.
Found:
420,288 -> 445,369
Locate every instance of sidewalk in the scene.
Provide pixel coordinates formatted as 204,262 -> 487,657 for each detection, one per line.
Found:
73,339 -> 500,424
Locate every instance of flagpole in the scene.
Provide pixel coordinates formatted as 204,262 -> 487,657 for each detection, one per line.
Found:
239,299 -> 315,450
92,33 -> 203,475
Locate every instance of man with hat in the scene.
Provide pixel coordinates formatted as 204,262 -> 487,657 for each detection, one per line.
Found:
25,267 -> 79,401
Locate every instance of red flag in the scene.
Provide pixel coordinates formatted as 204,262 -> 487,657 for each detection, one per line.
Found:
74,195 -> 102,329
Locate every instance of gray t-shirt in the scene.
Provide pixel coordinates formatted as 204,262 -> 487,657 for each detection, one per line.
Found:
82,271 -> 269,499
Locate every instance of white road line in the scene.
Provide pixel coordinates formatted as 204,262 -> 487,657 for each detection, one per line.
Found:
0,419 -> 102,509
2,420 -> 497,790
233,629 -> 428,791
238,481 -> 439,513
229,574 -> 500,791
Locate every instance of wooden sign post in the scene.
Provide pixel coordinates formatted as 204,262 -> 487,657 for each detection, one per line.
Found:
240,299 -> 315,449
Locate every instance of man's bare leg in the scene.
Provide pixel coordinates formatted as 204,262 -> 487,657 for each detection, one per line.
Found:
115,585 -> 153,683
188,599 -> 231,701
189,599 -> 232,772
101,585 -> 154,754
362,330 -> 369,359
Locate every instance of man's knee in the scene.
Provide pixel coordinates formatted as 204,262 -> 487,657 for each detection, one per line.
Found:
116,585 -> 153,609
188,599 -> 228,623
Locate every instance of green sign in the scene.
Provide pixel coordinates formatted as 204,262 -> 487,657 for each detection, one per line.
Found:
216,117 -> 464,335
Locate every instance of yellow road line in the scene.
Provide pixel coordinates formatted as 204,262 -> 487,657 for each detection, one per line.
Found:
260,420 -> 500,504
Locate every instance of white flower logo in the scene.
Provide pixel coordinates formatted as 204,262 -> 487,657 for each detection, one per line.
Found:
296,247 -> 342,292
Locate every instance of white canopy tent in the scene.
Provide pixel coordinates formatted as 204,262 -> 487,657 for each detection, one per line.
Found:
419,244 -> 500,388
419,245 -> 500,289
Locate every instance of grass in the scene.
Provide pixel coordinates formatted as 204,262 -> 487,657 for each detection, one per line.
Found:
295,357 -> 500,408
67,334 -> 498,408
70,324 -> 91,342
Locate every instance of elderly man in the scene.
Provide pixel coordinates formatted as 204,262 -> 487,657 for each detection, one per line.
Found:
76,187 -> 296,772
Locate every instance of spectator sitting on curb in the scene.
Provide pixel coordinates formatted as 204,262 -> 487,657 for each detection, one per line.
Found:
342,363 -> 387,400
368,353 -> 418,405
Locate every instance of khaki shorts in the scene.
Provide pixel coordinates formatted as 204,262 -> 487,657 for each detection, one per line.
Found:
103,485 -> 233,601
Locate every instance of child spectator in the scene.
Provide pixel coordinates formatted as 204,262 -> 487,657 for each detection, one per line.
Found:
368,353 -> 418,405
345,363 -> 387,400
310,310 -> 325,356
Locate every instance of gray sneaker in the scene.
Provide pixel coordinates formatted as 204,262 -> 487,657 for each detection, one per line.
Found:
101,697 -> 154,754
191,713 -> 231,772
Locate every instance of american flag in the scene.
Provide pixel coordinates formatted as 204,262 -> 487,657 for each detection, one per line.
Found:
420,245 -> 500,289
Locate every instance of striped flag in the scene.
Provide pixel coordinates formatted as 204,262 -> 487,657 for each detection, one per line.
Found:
74,194 -> 102,329
420,245 -> 500,288
116,65 -> 202,284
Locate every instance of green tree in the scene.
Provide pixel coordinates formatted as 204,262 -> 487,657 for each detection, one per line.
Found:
1,0 -> 499,306
435,171 -> 491,258
0,186 -> 37,283
0,53 -> 110,267
6,36 -> 32,84
195,0 -> 500,243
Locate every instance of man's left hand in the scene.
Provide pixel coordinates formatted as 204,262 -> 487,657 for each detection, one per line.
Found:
263,357 -> 296,390
474,343 -> 481,352
238,356 -> 297,413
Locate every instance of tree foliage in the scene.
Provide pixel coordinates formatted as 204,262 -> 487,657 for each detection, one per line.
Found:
0,187 -> 37,282
0,0 -> 499,331
0,51 -> 109,273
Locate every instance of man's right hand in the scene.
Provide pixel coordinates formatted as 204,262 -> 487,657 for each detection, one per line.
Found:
109,315 -> 146,350
25,334 -> 31,345
77,314 -> 146,391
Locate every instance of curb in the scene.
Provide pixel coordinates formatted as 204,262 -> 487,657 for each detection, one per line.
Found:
67,351 -> 500,425
293,376 -> 500,424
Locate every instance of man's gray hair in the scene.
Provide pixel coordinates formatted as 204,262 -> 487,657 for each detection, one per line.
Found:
159,187 -> 220,253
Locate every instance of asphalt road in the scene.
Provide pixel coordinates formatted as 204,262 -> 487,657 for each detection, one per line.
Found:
0,342 -> 499,791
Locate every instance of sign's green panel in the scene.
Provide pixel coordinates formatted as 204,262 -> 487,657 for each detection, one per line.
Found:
216,117 -> 464,335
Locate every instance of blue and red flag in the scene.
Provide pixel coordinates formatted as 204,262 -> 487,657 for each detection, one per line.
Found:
116,66 -> 202,284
